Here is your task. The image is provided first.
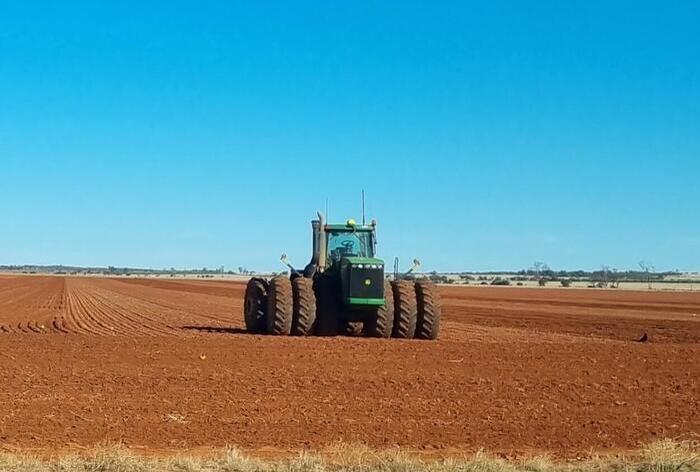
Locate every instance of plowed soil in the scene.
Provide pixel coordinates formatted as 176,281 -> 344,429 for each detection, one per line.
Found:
0,275 -> 698,457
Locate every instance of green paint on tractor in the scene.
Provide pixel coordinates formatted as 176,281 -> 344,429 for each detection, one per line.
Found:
346,297 -> 386,306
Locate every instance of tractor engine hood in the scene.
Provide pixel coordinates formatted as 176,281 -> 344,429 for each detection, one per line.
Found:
340,257 -> 386,306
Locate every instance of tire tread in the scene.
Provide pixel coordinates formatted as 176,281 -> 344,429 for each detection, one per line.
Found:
267,276 -> 292,335
292,277 -> 316,335
391,280 -> 417,338
415,279 -> 441,339
244,278 -> 268,333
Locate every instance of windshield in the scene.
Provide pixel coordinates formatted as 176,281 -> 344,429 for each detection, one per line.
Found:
327,230 -> 373,261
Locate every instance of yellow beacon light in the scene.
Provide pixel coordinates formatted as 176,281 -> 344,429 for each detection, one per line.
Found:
346,218 -> 356,226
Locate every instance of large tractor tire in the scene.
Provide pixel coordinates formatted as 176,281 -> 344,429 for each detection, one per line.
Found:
415,280 -> 442,340
391,279 -> 417,338
313,276 -> 340,336
292,277 -> 316,336
244,277 -> 268,333
266,276 -> 293,335
365,281 -> 394,338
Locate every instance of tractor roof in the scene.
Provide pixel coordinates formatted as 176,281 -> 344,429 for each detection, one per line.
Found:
324,223 -> 375,232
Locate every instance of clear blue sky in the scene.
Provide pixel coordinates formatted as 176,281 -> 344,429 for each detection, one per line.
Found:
1,1 -> 698,272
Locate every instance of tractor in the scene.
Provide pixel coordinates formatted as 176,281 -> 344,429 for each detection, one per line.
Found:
243,212 -> 441,339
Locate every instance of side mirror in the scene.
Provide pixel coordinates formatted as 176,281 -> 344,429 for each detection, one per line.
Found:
406,259 -> 421,275
280,253 -> 299,275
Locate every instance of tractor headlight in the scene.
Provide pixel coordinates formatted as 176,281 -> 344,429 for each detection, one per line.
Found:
357,264 -> 364,269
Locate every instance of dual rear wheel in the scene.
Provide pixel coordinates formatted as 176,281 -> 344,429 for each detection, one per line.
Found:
244,276 -> 314,335
388,279 -> 441,339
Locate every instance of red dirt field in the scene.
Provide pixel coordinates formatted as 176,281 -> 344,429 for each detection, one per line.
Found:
0,275 -> 698,457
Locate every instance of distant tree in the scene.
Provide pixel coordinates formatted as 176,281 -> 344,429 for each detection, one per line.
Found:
428,273 -> 451,284
491,278 -> 511,286
610,268 -> 621,288
532,261 -> 546,278
639,261 -> 655,289
533,261 -> 550,286
600,265 -> 610,288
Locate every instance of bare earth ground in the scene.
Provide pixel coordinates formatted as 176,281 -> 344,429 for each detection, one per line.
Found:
0,275 -> 698,458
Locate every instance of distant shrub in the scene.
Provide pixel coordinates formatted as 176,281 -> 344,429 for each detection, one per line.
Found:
480,281 -> 488,285
560,279 -> 572,287
428,274 -> 451,284
491,278 -> 511,286
516,282 -> 524,286
538,278 -> 547,287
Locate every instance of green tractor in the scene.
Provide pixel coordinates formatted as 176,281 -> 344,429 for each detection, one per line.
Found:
243,212 -> 441,339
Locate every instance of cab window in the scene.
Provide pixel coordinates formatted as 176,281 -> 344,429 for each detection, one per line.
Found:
327,231 -> 373,260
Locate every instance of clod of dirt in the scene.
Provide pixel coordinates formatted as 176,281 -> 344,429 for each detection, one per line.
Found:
637,332 -> 649,343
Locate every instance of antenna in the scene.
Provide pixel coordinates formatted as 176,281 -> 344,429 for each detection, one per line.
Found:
325,197 -> 329,222
361,190 -> 366,225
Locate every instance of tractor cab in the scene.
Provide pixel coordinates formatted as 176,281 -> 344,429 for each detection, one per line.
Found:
325,221 -> 375,264
305,215 -> 386,307
306,215 -> 379,274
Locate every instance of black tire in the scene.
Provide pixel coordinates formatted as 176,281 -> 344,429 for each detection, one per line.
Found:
313,275 -> 339,336
365,281 -> 394,338
292,277 -> 316,335
342,320 -> 364,336
391,279 -> 417,338
244,277 -> 268,333
415,280 -> 441,340
266,276 -> 292,335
